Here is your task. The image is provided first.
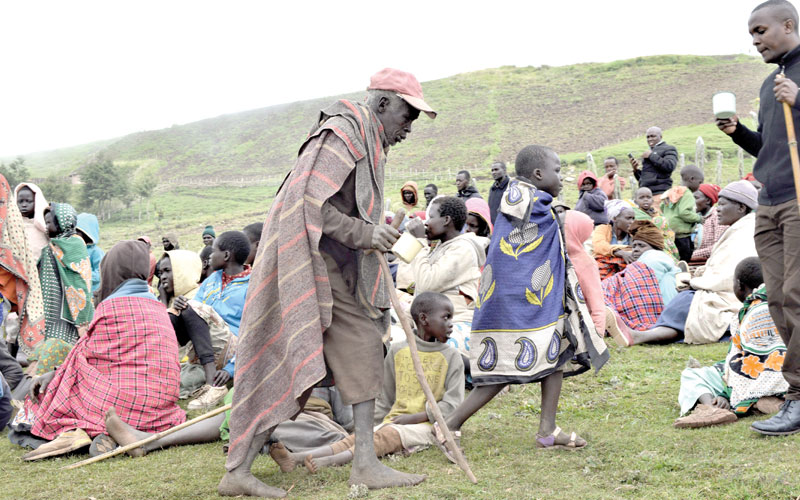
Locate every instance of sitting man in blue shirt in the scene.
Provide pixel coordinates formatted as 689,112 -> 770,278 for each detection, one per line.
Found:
192,231 -> 252,401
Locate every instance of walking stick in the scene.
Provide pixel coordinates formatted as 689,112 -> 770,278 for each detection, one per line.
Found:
778,72 -> 800,216
374,209 -> 477,483
62,403 -> 231,470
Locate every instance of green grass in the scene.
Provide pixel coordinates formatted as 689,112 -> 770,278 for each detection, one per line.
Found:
3,341 -> 800,499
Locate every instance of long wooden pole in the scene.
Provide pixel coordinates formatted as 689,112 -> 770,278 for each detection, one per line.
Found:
779,72 -> 800,216
62,403 -> 232,470
375,209 -> 477,483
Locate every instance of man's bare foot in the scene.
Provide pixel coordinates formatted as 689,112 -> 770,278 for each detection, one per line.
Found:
104,408 -> 148,457
218,470 -> 287,498
268,442 -> 295,473
349,460 -> 425,489
304,455 -> 318,474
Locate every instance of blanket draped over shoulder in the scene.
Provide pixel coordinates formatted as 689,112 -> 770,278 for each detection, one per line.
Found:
27,280 -> 185,439
470,179 -> 607,386
226,100 -> 387,471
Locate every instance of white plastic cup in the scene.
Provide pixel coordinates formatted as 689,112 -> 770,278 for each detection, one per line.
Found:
391,232 -> 424,264
713,91 -> 736,119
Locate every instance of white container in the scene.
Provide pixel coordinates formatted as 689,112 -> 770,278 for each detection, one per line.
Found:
391,232 -> 424,264
713,91 -> 736,119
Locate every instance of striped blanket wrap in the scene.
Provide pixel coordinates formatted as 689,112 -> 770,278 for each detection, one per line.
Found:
226,100 -> 388,470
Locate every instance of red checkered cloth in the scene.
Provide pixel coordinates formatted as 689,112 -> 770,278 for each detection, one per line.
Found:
602,261 -> 664,331
27,296 -> 185,439
595,254 -> 628,280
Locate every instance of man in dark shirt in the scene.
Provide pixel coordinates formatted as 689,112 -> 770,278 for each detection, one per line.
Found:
717,0 -> 800,436
629,126 -> 678,202
455,170 -> 482,200
488,161 -> 509,223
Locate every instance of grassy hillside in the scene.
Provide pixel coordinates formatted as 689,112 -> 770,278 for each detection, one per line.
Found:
7,54 -> 773,248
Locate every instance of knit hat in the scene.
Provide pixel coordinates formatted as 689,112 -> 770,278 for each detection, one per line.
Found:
629,220 -> 665,250
719,180 -> 758,210
697,184 -> 721,205
202,225 -> 216,238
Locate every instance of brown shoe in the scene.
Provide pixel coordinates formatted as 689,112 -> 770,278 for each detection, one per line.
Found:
754,396 -> 785,415
673,404 -> 737,429
22,428 -> 91,461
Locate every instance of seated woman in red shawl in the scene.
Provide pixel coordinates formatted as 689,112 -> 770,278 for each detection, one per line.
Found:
17,240 -> 185,460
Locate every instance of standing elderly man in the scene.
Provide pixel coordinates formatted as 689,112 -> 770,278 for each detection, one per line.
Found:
218,69 -> 436,498
630,126 -> 678,203
488,161 -> 509,223
717,0 -> 800,436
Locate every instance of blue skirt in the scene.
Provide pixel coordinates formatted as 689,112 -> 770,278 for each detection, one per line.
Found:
654,290 -> 695,333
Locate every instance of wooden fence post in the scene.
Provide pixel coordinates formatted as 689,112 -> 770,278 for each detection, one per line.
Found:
695,137 -> 705,171
586,153 -> 597,175
738,147 -> 745,179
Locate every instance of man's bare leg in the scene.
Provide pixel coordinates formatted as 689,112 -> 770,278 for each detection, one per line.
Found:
630,326 -> 680,345
105,407 -> 222,453
218,428 -> 286,498
348,399 -> 425,489
444,383 -> 508,431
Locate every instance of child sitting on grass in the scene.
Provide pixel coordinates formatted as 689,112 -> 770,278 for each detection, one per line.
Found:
290,291 -> 464,473
242,222 -> 263,267
633,187 -> 680,261
574,170 -> 608,225
190,231 -> 251,401
660,165 -> 703,262
674,257 -> 787,429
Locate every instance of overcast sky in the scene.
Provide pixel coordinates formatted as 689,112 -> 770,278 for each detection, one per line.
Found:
0,0 -> 774,157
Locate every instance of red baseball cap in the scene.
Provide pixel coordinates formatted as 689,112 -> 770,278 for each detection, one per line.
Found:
368,68 -> 437,119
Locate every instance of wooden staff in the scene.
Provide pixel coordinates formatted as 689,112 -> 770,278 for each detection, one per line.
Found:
62,403 -> 231,470
779,72 -> 800,216
375,209 -> 477,483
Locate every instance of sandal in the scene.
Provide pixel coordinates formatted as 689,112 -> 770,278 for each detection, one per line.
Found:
535,426 -> 586,450
431,421 -> 461,464
89,434 -> 118,457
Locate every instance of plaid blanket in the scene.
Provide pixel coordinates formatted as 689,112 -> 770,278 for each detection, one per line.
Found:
27,294 -> 184,439
601,261 -> 663,331
226,100 -> 387,471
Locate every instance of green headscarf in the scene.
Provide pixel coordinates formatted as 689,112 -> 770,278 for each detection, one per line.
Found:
45,203 -> 95,327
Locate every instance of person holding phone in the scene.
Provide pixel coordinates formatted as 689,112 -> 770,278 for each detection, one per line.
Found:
628,127 -> 679,205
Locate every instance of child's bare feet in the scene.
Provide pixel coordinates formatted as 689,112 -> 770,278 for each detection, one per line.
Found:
218,470 -> 286,498
268,442 -> 295,472
104,407 -> 148,457
349,460 -> 425,489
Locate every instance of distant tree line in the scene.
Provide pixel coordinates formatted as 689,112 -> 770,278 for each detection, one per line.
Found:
1,154 -> 158,222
